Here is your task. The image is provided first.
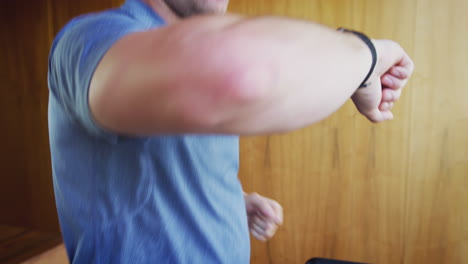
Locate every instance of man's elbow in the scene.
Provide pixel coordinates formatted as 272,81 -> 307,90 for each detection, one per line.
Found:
165,63 -> 270,134
229,64 -> 271,104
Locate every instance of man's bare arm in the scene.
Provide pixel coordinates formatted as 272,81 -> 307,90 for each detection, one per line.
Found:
90,15 -> 411,136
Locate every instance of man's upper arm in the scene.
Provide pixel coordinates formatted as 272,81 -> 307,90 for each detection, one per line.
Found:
87,15 -> 263,137
48,12 -> 144,141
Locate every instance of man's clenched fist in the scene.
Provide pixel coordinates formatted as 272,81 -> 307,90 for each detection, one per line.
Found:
352,39 -> 414,123
244,192 -> 283,241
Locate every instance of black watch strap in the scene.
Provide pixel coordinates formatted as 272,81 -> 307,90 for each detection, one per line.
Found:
338,28 -> 377,89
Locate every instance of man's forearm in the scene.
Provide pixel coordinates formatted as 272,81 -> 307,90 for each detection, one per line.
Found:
91,15 -> 372,135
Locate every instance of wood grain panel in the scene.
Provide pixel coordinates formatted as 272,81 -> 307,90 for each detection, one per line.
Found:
229,0 -> 468,263
0,0 -> 123,231
0,0 -> 59,231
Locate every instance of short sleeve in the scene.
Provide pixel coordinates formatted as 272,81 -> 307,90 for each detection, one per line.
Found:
48,12 -> 142,143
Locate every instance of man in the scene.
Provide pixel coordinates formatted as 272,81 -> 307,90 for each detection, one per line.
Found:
47,0 -> 413,263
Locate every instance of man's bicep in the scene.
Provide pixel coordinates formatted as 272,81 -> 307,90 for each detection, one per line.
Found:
88,18 -> 253,136
88,30 -> 174,137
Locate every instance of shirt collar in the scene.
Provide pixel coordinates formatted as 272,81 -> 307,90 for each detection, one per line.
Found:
121,0 -> 165,27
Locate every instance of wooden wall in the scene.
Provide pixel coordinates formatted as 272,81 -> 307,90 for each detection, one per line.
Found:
1,0 -> 467,263
0,0 -> 123,232
230,0 -> 468,263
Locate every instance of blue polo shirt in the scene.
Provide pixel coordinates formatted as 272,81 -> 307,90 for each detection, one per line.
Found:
47,0 -> 250,263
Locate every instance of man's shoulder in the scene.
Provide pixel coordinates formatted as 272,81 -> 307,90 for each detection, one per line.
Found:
48,6 -> 147,73
54,8 -> 136,46
47,6 -> 146,142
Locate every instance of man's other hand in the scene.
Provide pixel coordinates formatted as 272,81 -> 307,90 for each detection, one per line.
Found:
244,192 -> 283,241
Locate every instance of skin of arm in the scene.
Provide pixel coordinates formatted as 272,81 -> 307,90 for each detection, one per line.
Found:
88,12 -> 413,241
89,15 -> 384,136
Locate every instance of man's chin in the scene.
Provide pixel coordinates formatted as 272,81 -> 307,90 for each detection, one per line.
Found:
196,0 -> 228,15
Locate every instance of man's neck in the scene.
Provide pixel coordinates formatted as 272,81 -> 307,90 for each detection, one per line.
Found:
143,0 -> 180,24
